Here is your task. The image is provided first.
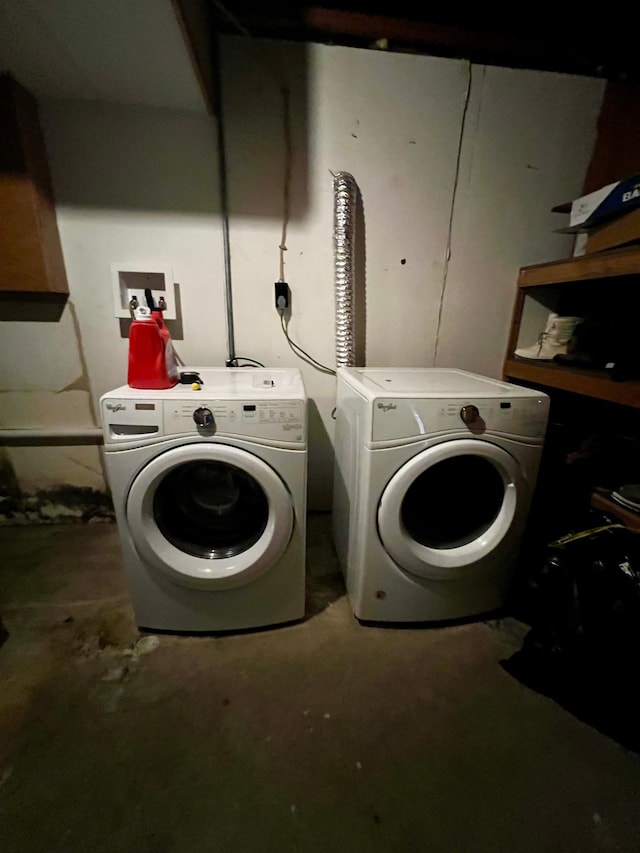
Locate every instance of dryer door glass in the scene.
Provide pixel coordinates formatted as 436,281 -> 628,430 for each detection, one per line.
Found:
377,439 -> 521,577
402,455 -> 504,549
153,461 -> 269,559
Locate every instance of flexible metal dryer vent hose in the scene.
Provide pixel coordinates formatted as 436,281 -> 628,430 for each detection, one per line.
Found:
333,171 -> 357,368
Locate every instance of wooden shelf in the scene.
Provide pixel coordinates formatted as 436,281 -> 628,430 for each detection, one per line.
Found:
591,491 -> 640,532
504,357 -> 640,408
505,247 -> 640,408
517,246 -> 640,288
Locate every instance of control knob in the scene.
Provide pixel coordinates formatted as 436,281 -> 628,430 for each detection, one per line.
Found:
460,404 -> 480,425
193,407 -> 214,428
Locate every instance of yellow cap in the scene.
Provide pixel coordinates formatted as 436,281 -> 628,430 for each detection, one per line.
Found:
191,382 -> 201,391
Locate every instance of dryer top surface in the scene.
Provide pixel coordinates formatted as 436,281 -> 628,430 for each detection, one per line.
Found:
339,367 -> 543,399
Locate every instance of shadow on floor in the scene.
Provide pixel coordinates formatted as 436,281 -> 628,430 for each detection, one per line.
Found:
501,638 -> 640,755
303,510 -> 346,620
304,571 -> 346,619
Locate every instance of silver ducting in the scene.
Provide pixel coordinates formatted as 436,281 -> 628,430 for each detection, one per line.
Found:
333,171 -> 357,368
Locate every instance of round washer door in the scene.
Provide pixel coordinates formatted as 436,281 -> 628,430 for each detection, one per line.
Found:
126,443 -> 294,590
377,439 -> 522,580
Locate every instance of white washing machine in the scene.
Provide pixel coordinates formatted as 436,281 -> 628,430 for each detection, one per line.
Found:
100,367 -> 307,632
332,367 -> 550,623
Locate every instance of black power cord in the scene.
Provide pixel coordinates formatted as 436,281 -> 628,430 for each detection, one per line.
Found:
227,357 -> 266,368
279,312 -> 336,376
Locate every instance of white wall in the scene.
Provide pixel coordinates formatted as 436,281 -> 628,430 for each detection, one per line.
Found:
0,36 -> 605,510
434,64 -> 604,375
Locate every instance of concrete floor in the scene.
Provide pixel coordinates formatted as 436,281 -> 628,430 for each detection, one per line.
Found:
1,515 -> 640,853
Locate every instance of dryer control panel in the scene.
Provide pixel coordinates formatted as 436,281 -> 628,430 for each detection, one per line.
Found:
371,396 -> 549,443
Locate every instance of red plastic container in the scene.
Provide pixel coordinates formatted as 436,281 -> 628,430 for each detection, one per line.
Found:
127,311 -> 179,389
152,308 -> 172,351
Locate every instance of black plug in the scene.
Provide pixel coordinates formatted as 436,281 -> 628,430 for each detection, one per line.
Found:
275,281 -> 290,313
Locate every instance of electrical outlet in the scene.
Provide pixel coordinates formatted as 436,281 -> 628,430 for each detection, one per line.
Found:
111,263 -> 176,319
275,281 -> 290,312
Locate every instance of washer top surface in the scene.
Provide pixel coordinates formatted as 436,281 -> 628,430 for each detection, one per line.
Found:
339,367 -> 541,399
103,366 -> 306,402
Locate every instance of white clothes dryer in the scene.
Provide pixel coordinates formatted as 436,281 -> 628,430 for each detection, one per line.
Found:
332,368 -> 550,623
100,367 -> 307,632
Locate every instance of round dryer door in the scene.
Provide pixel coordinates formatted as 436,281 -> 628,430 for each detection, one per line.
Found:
126,443 -> 294,589
377,439 -> 522,580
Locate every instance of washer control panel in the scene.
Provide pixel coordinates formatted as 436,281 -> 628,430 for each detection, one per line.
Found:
165,399 -> 305,442
101,398 -> 305,444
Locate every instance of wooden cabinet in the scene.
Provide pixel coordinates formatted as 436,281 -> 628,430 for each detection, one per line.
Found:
0,74 -> 68,295
503,247 -> 640,409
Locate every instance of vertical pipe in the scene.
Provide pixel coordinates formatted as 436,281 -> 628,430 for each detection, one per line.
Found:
212,32 -> 236,366
333,172 -> 357,368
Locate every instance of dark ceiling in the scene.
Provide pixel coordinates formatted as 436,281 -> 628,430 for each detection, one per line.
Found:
208,2 -> 639,82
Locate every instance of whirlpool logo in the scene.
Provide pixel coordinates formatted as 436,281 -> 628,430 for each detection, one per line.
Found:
377,402 -> 397,413
106,403 -> 126,412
